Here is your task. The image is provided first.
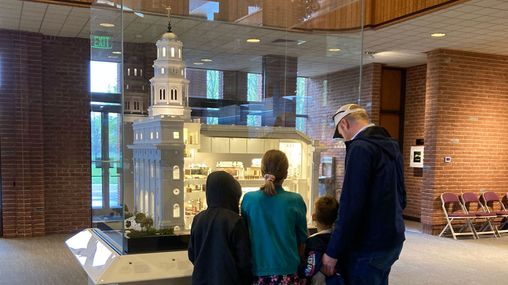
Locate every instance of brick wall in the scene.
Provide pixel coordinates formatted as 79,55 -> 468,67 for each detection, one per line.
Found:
403,64 -> 426,219
0,30 -> 91,237
306,63 -> 382,193
42,36 -> 91,234
0,30 -> 45,237
422,49 -> 508,233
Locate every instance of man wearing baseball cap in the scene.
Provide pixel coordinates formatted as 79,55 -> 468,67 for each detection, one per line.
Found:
322,103 -> 407,285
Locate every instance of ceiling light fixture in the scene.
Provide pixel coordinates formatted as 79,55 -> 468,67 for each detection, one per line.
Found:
112,51 -> 122,55
328,48 -> 341,52
193,62 -> 204,65
99,23 -> 115,28
246,38 -> 261,43
297,40 -> 307,45
431,33 -> 446,38
201,58 -> 213,62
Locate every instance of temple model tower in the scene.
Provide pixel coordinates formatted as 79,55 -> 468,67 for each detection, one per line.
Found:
129,7 -> 191,230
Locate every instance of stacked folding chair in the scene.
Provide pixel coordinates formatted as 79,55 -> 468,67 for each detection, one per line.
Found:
460,192 -> 497,238
439,192 -> 477,240
481,191 -> 508,237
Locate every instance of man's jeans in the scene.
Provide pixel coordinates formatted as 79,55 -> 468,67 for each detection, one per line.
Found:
341,243 -> 403,285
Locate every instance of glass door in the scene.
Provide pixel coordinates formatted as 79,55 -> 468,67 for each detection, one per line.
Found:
91,107 -> 122,223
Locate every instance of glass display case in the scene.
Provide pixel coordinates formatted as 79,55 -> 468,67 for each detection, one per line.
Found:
88,0 -> 365,256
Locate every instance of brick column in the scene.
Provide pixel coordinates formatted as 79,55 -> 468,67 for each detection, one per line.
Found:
262,54 -> 297,127
402,65 -> 426,220
0,30 -> 45,237
422,49 -> 508,234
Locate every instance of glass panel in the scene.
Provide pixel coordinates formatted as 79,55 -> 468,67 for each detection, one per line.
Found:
90,0 -> 364,254
90,1 -> 124,253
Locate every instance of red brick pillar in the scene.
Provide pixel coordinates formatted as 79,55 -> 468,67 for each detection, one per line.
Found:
422,49 -> 508,234
0,31 -> 45,237
262,54 -> 297,127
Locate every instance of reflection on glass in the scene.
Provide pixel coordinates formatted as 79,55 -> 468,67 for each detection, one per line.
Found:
91,112 -> 103,208
247,73 -> 263,102
89,0 -> 364,255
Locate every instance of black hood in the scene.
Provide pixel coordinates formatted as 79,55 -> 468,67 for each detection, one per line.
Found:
206,171 -> 242,214
347,126 -> 400,159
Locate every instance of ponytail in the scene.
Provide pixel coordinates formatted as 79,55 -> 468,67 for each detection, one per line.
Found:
261,174 -> 277,196
260,150 -> 288,196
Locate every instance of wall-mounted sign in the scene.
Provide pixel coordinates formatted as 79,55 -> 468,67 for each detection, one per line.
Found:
410,146 -> 424,168
91,35 -> 112,49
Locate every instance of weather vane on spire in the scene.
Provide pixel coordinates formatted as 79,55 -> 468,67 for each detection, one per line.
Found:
166,6 -> 172,33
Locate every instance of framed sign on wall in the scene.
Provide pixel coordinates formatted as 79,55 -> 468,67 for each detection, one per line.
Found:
410,146 -> 424,168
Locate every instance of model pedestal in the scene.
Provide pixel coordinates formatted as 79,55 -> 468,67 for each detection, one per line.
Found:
66,229 -> 192,285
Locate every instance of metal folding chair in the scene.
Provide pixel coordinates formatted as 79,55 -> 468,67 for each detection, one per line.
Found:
461,192 -> 497,238
481,191 -> 508,237
439,192 -> 477,240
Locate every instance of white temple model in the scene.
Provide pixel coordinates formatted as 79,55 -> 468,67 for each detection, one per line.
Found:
129,9 -> 191,230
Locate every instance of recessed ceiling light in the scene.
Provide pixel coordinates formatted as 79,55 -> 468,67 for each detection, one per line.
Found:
328,48 -> 341,52
112,51 -> 122,55
99,23 -> 115,28
201,58 -> 213,62
431,33 -> 446,38
246,38 -> 261,43
193,62 -> 204,65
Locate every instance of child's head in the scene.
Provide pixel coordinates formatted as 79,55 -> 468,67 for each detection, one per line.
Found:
261,150 -> 288,196
206,171 -> 242,213
313,196 -> 339,228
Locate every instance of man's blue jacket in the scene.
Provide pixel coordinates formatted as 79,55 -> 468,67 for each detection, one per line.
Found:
326,126 -> 407,259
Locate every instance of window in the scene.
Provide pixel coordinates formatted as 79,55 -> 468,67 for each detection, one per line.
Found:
90,61 -> 120,93
206,117 -> 218,125
160,89 -> 163,100
173,165 -> 180,180
247,114 -> 262,126
171,47 -> 175,57
171,88 -> 178,101
247,73 -> 263,102
162,47 -> 167,57
161,67 -> 165,74
178,48 -> 181,58
134,68 -> 138,76
173,132 -> 180,139
163,89 -> 166,100
126,84 -> 129,90
173,204 -> 180,218
127,68 -> 131,76
140,69 -> 143,77
206,70 -> 222,99
125,101 -> 130,110
296,77 -> 308,133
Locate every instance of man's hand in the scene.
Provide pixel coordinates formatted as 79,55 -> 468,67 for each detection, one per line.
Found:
321,253 -> 338,276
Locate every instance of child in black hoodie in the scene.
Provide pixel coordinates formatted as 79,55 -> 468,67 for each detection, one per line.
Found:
188,171 -> 252,285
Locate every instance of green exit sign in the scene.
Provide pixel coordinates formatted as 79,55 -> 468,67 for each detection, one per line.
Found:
92,35 -> 112,49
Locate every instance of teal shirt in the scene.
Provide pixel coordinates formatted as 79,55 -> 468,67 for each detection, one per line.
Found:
241,186 -> 308,276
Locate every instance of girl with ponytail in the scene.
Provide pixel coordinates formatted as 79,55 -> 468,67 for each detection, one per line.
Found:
241,150 -> 308,285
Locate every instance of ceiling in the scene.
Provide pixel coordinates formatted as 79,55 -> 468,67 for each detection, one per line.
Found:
1,0 -> 508,76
